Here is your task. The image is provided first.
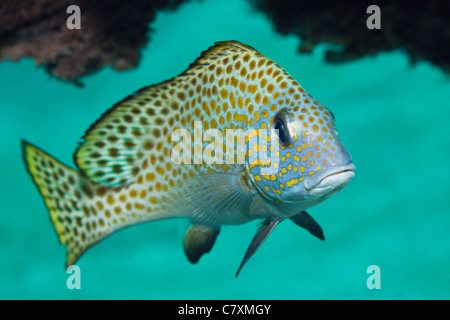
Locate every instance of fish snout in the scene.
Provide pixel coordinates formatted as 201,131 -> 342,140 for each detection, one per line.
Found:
303,163 -> 355,191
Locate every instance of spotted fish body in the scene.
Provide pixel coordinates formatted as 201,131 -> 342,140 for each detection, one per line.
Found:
23,41 -> 355,275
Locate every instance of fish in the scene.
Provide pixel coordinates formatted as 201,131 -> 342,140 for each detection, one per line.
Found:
22,41 -> 355,277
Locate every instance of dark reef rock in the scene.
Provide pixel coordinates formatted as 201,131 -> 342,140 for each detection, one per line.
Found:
1,1 -> 449,83
0,0 -> 187,85
250,0 -> 450,73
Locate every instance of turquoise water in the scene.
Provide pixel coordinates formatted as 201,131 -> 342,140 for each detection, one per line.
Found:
1,0 -> 449,299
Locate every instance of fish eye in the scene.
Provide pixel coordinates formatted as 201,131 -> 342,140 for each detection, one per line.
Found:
273,108 -> 294,146
274,118 -> 289,145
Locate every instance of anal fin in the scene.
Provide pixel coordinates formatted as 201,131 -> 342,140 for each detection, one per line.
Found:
183,225 -> 220,264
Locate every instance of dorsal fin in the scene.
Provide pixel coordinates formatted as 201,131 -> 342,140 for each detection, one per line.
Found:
186,41 -> 258,71
73,81 -> 178,186
74,41 -> 258,186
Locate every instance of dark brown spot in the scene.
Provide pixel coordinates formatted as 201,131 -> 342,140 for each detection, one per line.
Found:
139,117 -> 149,125
97,160 -> 107,166
154,118 -> 164,125
61,182 -> 69,192
82,204 -> 90,217
67,175 -> 75,185
123,115 -> 133,123
95,170 -> 105,177
74,190 -> 82,200
81,184 -> 94,199
96,186 -> 107,197
124,140 -> 135,148
56,188 -> 64,198
112,165 -> 122,174
94,141 -> 105,148
125,156 -> 134,164
132,167 -> 140,176
153,129 -> 161,138
132,128 -> 142,137
143,140 -> 154,150
108,148 -> 120,157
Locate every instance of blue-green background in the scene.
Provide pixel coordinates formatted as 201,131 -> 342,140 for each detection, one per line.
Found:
1,0 -> 449,299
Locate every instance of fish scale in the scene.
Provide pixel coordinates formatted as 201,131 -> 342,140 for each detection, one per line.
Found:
23,41 -> 355,275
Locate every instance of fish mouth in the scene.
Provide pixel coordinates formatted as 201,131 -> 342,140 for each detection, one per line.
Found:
304,163 -> 355,191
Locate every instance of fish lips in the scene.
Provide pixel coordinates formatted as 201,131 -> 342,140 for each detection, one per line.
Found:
303,163 -> 356,191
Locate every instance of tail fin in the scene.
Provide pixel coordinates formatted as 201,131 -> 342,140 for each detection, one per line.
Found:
22,141 -> 101,266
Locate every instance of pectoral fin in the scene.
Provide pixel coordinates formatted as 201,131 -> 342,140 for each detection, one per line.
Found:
235,219 -> 280,278
290,211 -> 325,241
168,172 -> 255,226
183,225 -> 220,264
